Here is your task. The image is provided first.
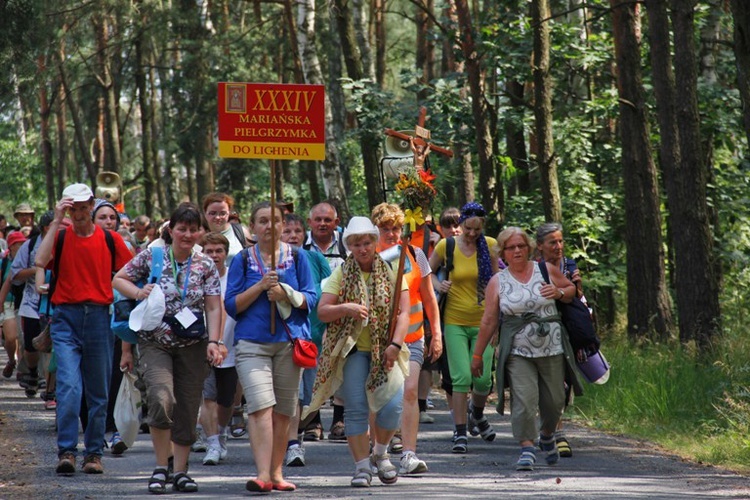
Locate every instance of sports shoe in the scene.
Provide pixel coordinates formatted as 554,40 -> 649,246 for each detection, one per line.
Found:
304,422 -> 324,441
419,411 -> 434,424
426,397 -> 435,410
202,446 -> 222,466
2,359 -> 16,379
399,451 -> 428,475
370,453 -> 398,484
468,404 -> 496,442
191,427 -> 207,452
452,435 -> 468,454
110,431 -> 128,455
350,468 -> 372,487
219,431 -> 228,460
539,433 -> 559,465
388,433 -> 403,454
82,454 -> 104,474
56,452 -> 76,475
328,421 -> 346,441
285,445 -> 305,467
44,393 -> 57,410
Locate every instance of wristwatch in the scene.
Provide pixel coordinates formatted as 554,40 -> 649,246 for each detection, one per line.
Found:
208,340 -> 225,346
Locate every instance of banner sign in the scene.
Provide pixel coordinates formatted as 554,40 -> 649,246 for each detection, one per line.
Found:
218,82 -> 326,160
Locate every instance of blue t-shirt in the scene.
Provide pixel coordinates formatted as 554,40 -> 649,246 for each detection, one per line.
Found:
225,244 -> 318,344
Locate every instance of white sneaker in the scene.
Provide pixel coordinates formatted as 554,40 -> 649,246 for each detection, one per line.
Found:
191,428 -> 207,452
219,431 -> 228,460
202,446 -> 221,465
285,446 -> 305,467
419,411 -> 435,424
399,451 -> 428,475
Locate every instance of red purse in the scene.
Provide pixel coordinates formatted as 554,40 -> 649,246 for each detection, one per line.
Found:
282,321 -> 318,368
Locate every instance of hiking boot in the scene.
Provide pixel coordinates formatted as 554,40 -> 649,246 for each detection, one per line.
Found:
82,454 -> 104,474
56,452 -> 76,475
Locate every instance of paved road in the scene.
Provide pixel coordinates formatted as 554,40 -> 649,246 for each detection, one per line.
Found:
1,362 -> 749,499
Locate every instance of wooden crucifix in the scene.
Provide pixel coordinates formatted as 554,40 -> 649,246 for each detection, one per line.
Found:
384,106 -> 453,171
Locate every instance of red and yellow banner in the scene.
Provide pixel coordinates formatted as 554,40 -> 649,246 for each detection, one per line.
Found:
218,82 -> 326,160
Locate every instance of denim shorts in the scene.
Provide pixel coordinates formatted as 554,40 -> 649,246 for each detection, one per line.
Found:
407,337 -> 425,366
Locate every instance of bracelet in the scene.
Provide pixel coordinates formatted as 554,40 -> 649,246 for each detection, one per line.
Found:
390,341 -> 402,350
472,353 -> 483,360
207,340 -> 219,345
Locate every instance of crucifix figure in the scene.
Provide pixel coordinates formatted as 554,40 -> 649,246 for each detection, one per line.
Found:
384,106 -> 453,171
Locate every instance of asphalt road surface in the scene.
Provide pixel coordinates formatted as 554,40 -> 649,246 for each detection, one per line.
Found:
1,355 -> 749,499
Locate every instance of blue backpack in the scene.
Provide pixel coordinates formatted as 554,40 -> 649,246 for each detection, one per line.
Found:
111,246 -> 164,343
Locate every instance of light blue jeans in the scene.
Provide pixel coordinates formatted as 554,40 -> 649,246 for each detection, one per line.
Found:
51,303 -> 113,458
340,350 -> 403,437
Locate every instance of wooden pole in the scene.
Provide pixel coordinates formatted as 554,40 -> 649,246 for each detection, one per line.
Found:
270,159 -> 276,334
387,233 -> 410,342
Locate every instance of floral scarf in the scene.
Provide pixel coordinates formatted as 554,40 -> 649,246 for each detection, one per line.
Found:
305,253 -> 398,416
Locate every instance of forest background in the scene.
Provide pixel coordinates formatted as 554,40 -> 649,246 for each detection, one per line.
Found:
1,0 -> 750,471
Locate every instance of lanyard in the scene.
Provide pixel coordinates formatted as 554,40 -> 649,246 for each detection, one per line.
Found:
169,247 -> 193,304
252,244 -> 284,277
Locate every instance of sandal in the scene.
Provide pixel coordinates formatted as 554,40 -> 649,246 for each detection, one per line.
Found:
556,436 -> 572,457
148,467 -> 168,494
370,453 -> 398,484
172,472 -> 198,492
452,435 -> 468,454
350,468 -> 372,487
539,433 -> 559,465
516,447 -> 536,471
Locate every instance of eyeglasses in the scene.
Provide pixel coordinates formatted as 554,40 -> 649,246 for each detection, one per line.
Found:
504,243 -> 528,252
207,211 -> 229,218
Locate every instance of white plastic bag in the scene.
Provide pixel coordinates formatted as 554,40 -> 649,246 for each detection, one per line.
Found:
129,284 -> 166,332
114,371 -> 142,448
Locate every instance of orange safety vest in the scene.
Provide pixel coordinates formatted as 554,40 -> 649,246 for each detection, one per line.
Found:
404,246 -> 424,344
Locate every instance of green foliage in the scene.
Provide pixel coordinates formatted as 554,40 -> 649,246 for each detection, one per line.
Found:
571,323 -> 750,471
0,123 -> 45,215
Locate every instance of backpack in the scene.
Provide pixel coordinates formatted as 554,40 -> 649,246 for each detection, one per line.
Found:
111,246 -> 164,343
436,236 -> 455,315
302,234 -> 347,261
231,222 -> 250,249
537,260 -> 600,353
10,234 -> 40,309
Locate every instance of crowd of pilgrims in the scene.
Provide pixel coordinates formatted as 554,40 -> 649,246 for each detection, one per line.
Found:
0,186 -> 586,493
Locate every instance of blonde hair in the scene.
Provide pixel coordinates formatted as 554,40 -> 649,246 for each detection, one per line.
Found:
370,202 -> 404,228
497,227 -> 535,255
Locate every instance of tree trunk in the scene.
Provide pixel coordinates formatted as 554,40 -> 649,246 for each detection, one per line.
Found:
56,80 -> 68,199
373,0 -> 386,87
454,0 -> 497,216
611,0 -> 673,340
333,0 -> 382,209
505,80 -> 530,195
352,0 -> 375,80
532,0 -> 562,222
38,55 -> 55,209
730,0 -> 750,150
57,30 -> 96,183
93,12 -> 122,174
670,0 -> 721,347
134,4 -> 156,217
416,0 -> 435,102
297,0 -> 348,214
